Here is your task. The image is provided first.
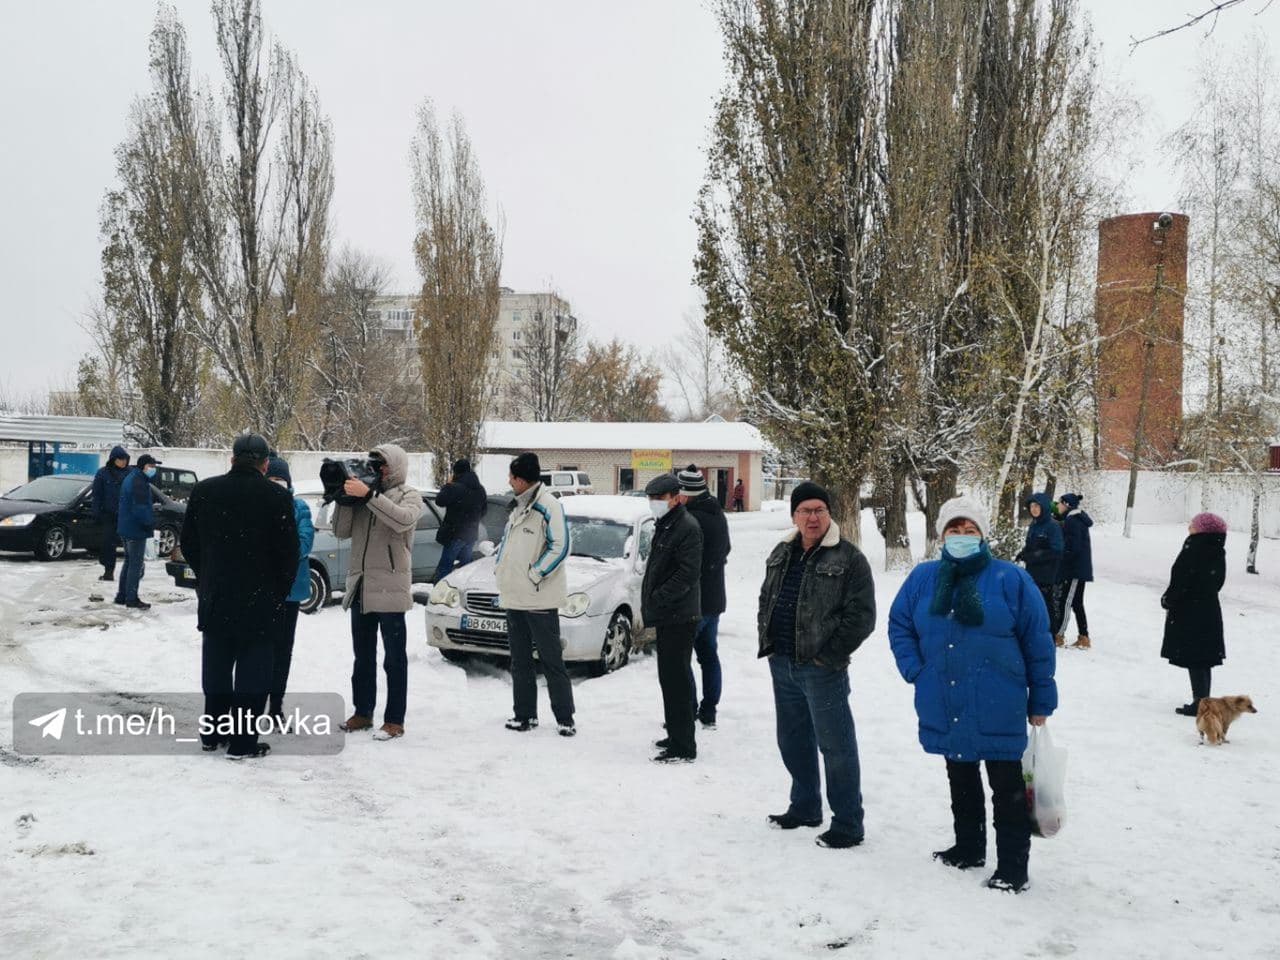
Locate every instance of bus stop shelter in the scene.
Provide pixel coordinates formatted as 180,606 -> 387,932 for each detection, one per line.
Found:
0,414 -> 125,481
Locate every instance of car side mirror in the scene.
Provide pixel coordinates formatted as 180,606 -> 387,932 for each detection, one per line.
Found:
476,540 -> 495,557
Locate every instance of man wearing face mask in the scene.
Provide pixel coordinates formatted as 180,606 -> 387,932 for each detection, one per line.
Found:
115,453 -> 162,609
641,473 -> 704,763
888,496 -> 1056,893
757,481 -> 875,848
494,452 -> 576,736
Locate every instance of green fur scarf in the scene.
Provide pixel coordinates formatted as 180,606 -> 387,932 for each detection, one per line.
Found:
929,541 -> 991,626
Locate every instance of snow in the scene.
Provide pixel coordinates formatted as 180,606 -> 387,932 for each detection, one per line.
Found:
480,420 -> 768,453
2,512 -> 1279,958
561,494 -> 653,522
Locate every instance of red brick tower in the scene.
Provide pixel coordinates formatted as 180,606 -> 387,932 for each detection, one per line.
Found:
1095,212 -> 1188,470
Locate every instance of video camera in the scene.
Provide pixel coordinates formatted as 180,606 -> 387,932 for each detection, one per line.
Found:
320,457 -> 382,505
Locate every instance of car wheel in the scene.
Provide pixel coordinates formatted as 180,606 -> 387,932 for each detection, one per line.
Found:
155,526 -> 178,558
36,525 -> 68,561
440,650 -> 470,664
590,611 -> 632,677
301,563 -> 329,614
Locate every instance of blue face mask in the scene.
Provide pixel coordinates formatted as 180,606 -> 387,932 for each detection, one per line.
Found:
143,466 -> 157,478
943,534 -> 982,559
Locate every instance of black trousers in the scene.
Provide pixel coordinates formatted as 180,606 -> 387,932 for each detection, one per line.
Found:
656,621 -> 697,757
269,601 -> 300,716
1188,666 -> 1212,702
1058,579 -> 1089,636
201,629 -> 274,755
1036,582 -> 1062,636
99,520 -> 119,576
508,609 -> 575,725
945,758 -> 1030,881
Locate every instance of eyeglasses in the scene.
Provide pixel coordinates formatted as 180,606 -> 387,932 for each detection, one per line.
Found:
796,507 -> 828,518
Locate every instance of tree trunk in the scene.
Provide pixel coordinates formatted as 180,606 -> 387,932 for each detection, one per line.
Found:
923,463 -> 957,558
824,475 -> 863,547
1247,479 -> 1261,575
880,458 -> 912,570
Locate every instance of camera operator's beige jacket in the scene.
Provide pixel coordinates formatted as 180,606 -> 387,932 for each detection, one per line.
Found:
333,443 -> 424,613
493,482 -> 569,611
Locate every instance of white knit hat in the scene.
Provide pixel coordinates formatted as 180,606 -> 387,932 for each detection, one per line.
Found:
935,495 -> 990,538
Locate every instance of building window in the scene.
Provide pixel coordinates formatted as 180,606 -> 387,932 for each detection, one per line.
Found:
513,311 -> 523,323
513,330 -> 522,341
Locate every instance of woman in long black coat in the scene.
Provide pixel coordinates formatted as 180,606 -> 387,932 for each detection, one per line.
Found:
1160,512 -> 1227,716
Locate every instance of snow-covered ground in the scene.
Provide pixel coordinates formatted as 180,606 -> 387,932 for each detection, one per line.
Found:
2,510 -> 1279,959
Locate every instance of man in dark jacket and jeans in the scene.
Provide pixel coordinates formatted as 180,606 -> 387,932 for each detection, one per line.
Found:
433,458 -> 487,583
91,445 -> 129,581
758,481 -> 875,849
676,464 -> 730,727
642,473 -> 703,763
181,433 -> 298,760
116,453 -> 161,609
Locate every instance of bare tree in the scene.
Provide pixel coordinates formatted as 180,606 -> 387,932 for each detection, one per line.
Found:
410,102 -> 503,484
1131,1 -> 1274,49
506,291 -> 582,421
571,339 -> 669,422
661,303 -> 737,422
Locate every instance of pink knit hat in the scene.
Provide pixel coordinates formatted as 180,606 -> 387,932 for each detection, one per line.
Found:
1190,512 -> 1228,535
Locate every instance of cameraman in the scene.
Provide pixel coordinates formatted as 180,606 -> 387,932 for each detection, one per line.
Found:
333,443 -> 423,741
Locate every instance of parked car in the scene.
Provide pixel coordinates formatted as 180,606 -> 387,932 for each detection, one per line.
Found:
166,490 -> 512,615
425,495 -> 653,675
0,473 -> 185,561
539,470 -> 594,497
154,466 -> 199,502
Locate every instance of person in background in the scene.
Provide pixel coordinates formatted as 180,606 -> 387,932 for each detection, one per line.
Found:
333,443 -> 424,741
642,473 -> 703,762
181,434 -> 298,760
676,464 -> 730,729
1161,512 -> 1228,717
266,456 -> 314,729
493,452 -> 576,736
433,458 -> 488,583
1015,492 -> 1064,644
91,445 -> 129,582
757,481 -> 875,849
1055,492 -> 1093,650
889,496 -> 1056,893
116,453 -> 161,610
732,479 -> 745,513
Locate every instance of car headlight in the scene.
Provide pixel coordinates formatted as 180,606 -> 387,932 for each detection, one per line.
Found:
429,580 -> 460,607
0,514 -> 35,527
560,592 -> 590,618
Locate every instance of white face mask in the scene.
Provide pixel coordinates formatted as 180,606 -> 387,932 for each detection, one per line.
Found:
649,499 -> 671,520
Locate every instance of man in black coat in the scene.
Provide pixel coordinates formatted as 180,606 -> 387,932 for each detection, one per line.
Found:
432,458 -> 488,583
641,473 -> 704,762
90,445 -> 129,581
180,433 -> 298,760
676,465 -> 731,727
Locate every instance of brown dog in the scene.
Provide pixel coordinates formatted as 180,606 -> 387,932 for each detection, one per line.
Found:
1196,696 -> 1258,745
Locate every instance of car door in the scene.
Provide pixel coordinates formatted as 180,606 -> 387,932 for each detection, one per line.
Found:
479,497 -> 512,547
413,498 -> 443,581
67,488 -> 100,551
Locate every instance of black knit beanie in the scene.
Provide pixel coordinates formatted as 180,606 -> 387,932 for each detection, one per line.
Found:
790,481 -> 831,515
510,452 -> 541,484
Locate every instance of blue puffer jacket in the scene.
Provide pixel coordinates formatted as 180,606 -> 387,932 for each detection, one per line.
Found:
888,556 -> 1057,762
1017,493 -> 1063,586
1059,510 -> 1094,582
91,445 -> 130,520
288,496 -> 315,603
116,468 -> 156,540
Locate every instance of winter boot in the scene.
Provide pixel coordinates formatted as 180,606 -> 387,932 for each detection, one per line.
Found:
556,723 -> 576,738
767,812 -> 822,830
934,820 -> 986,869
1071,634 -> 1091,650
815,829 -> 863,849
226,743 -> 271,761
372,723 -> 404,740
1175,702 -> 1199,717
1053,633 -> 1065,648
340,714 -> 372,732
985,873 -> 1029,893
990,773 -> 1031,894
505,717 -> 538,732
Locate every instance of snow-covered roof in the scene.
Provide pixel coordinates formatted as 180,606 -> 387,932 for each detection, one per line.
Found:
480,421 -> 767,453
562,495 -> 651,523
0,414 -> 125,446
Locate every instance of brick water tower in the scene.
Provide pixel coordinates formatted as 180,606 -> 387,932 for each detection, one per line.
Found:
1094,212 -> 1188,470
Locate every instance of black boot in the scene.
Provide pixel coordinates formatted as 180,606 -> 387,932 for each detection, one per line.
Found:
940,760 -> 987,868
989,761 -> 1031,891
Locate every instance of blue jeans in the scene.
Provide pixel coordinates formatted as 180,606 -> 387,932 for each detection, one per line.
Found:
433,537 -> 475,583
768,656 -> 865,839
116,538 -> 147,603
350,596 -> 408,725
687,614 -> 722,719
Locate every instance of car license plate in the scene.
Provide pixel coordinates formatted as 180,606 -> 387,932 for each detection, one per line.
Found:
461,614 -> 506,635
183,567 -> 197,581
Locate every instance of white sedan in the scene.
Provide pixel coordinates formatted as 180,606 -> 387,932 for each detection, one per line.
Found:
425,496 -> 654,674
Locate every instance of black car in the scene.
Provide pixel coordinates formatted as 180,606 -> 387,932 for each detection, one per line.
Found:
154,466 -> 199,502
0,474 -> 186,562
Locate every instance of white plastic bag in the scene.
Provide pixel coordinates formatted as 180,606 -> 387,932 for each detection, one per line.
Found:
1022,725 -> 1067,838
144,536 -> 160,561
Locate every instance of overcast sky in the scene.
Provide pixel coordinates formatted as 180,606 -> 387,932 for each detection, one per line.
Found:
1,0 -> 1275,398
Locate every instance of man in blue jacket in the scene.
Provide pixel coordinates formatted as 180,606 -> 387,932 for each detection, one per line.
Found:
1015,492 -> 1064,640
116,453 -> 160,609
91,445 -> 129,582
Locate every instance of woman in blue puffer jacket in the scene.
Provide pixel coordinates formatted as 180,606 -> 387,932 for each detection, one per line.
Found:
266,457 -> 314,727
889,495 -> 1057,894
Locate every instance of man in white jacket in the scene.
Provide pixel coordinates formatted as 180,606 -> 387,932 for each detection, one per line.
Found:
494,452 -> 576,736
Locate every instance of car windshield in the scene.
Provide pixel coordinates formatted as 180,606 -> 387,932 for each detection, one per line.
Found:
567,517 -> 632,559
3,476 -> 86,505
